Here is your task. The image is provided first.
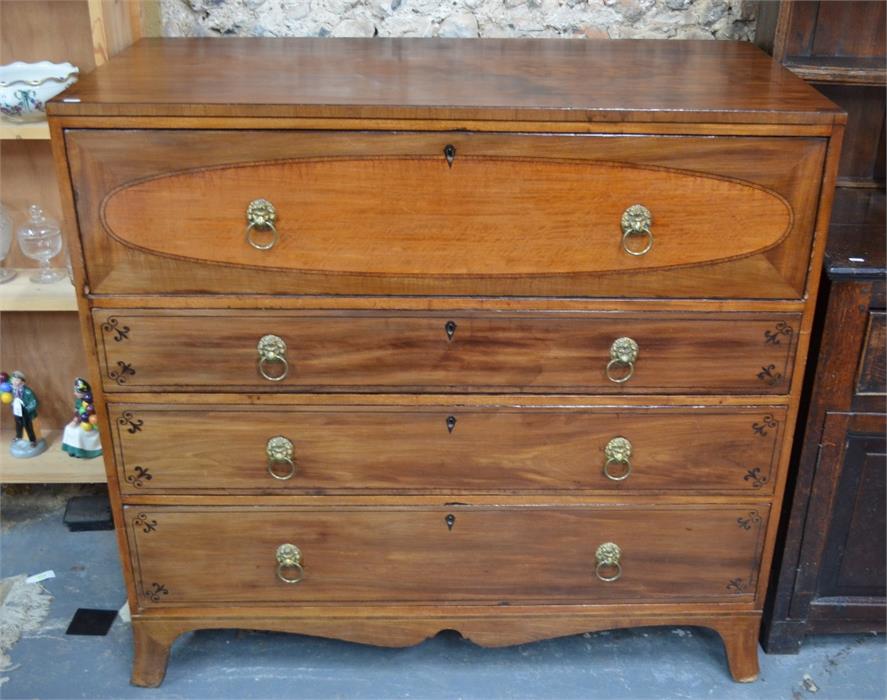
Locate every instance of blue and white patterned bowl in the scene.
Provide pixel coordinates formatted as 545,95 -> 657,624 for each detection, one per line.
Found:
0,61 -> 79,122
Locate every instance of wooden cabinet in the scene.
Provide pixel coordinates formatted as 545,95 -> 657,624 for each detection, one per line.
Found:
49,38 -> 844,686
755,0 -> 885,652
762,229 -> 886,652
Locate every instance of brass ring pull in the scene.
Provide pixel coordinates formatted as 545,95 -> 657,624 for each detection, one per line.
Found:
621,204 -> 653,256
266,436 -> 296,481
257,334 -> 289,382
603,436 -> 632,481
275,543 -> 304,584
245,198 -> 279,251
606,337 -> 638,384
595,542 -> 622,582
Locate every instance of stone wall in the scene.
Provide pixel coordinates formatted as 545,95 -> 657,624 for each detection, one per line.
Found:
160,0 -> 757,41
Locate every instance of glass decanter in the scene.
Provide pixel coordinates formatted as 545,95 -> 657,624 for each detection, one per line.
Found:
16,204 -> 65,283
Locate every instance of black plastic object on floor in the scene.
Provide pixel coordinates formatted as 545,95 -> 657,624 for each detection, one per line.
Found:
65,608 -> 118,636
63,494 -> 114,531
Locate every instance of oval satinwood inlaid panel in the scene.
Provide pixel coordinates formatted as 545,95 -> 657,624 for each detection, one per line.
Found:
101,156 -> 792,277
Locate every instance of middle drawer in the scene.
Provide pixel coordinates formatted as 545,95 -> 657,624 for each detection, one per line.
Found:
93,310 -> 800,394
109,404 -> 785,494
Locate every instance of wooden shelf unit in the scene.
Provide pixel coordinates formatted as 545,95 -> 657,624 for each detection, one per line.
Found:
0,0 -> 157,483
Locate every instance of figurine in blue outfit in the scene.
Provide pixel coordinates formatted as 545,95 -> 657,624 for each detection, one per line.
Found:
3,370 -> 47,458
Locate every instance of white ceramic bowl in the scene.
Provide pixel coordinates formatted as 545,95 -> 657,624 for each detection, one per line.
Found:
0,61 -> 79,122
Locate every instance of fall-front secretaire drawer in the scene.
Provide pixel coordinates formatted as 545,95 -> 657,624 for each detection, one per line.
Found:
67,130 -> 825,298
94,310 -> 800,394
109,404 -> 784,494
126,504 -> 768,607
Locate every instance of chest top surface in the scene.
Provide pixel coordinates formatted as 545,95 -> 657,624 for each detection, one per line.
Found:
48,37 -> 842,124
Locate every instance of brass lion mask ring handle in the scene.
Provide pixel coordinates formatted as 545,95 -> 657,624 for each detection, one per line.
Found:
621,204 -> 653,256
276,543 -> 304,584
245,198 -> 279,251
595,542 -> 622,582
606,337 -> 638,384
266,436 -> 296,480
603,436 -> 632,481
257,334 -> 289,382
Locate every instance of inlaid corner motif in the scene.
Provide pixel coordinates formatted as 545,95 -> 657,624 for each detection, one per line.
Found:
756,364 -> 783,386
118,411 -> 144,434
743,468 -> 769,489
146,582 -> 169,602
751,414 -> 777,437
763,321 -> 793,345
101,317 -> 130,342
736,511 -> 762,530
126,465 -> 152,488
109,361 -> 136,385
726,578 -> 748,594
133,513 -> 157,533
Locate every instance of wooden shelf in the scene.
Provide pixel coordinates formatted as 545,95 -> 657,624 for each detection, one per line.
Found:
0,271 -> 77,311
0,430 -> 107,483
784,57 -> 887,86
0,122 -> 51,140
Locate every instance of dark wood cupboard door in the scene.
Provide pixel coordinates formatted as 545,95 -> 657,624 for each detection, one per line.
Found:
817,430 -> 886,601
791,413 -> 887,628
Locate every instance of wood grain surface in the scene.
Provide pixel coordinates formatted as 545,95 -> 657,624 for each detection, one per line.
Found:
66,129 -> 825,298
101,155 -> 791,276
91,310 -> 801,394
108,404 -> 785,495
126,504 -> 768,607
48,38 -> 842,124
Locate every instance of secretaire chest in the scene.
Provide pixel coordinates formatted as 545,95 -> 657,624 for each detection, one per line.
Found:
48,37 -> 844,687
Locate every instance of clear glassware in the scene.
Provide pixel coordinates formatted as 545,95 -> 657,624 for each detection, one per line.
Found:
0,203 -> 16,284
16,204 -> 65,284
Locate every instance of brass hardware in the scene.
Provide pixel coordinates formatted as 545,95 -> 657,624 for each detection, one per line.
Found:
606,337 -> 638,383
445,513 -> 456,530
257,334 -> 289,382
445,320 -> 457,341
595,542 -> 622,582
275,543 -> 304,584
603,436 -> 632,481
620,204 -> 653,256
266,436 -> 296,481
446,415 -> 457,433
444,144 -> 456,167
245,198 -> 279,250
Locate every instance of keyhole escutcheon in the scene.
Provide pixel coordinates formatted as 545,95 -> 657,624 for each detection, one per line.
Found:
444,144 -> 456,168
445,513 -> 456,531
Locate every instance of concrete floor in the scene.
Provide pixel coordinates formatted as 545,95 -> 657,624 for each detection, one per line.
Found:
2,485 -> 885,700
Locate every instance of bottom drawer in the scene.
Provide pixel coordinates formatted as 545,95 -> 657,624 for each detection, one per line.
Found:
127,505 -> 767,607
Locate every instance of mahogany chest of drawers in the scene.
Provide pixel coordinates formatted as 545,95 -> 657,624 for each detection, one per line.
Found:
48,38 -> 844,686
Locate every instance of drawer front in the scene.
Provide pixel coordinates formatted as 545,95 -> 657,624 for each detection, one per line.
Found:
110,404 -> 785,494
94,311 -> 800,394
126,505 -> 768,607
68,130 -> 825,298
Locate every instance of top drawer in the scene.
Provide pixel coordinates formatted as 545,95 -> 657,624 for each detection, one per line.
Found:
66,130 -> 825,298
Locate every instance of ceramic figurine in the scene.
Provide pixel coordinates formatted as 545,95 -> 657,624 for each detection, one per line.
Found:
3,370 -> 47,458
61,377 -> 102,459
